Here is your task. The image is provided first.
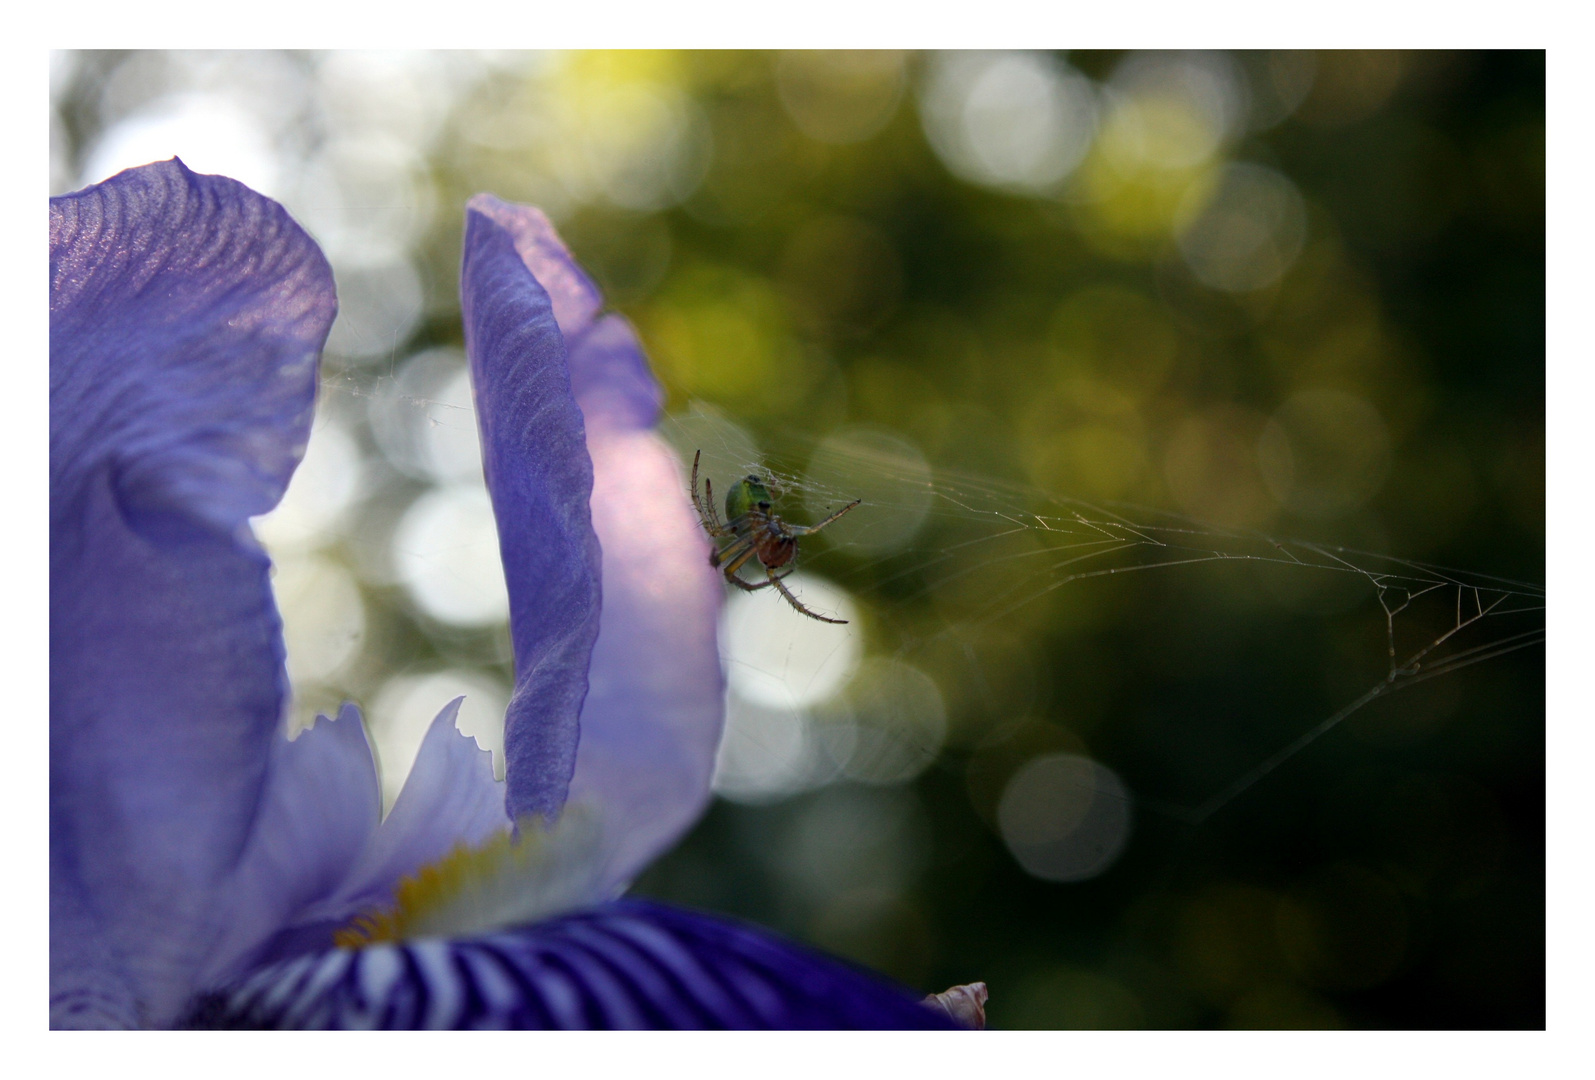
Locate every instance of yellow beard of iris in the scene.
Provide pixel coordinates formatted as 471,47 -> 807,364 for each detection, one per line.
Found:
334,807 -> 607,948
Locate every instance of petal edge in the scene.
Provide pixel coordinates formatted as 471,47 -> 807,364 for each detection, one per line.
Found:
461,203 -> 604,823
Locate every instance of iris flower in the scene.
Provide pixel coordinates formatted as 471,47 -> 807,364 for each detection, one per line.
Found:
50,159 -> 981,1030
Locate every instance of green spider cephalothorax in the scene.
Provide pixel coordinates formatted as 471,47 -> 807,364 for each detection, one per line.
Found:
690,450 -> 861,624
722,474 -> 772,526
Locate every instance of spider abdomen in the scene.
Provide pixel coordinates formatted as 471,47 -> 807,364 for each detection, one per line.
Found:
755,529 -> 798,568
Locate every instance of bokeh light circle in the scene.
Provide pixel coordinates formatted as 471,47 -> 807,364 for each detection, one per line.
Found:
366,348 -> 480,482
720,572 -> 861,709
323,258 -> 425,363
392,485 -> 510,627
1104,51 -> 1247,171
998,753 -> 1133,882
81,92 -> 280,194
316,50 -> 461,150
274,553 -> 366,685
414,368 -> 485,484
919,52 -> 1097,194
289,133 -> 435,270
563,81 -> 711,212
252,415 -> 365,552
710,691 -> 840,804
1177,161 -> 1308,293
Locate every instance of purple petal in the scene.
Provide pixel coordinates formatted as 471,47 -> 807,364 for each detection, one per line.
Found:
50,159 -> 335,1026
322,698 -> 509,916
467,202 -> 723,891
50,847 -> 139,1029
568,330 -> 723,890
567,313 -> 667,432
182,900 -> 957,1029
460,197 -> 603,823
196,704 -> 381,990
465,196 -> 603,338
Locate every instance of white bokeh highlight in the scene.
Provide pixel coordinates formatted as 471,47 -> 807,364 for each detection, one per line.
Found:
711,692 -> 841,804
422,369 -> 487,483
720,572 -> 861,709
81,93 -> 281,195
392,485 -> 511,627
366,348 -> 480,483
252,416 -> 364,553
288,134 -> 436,270
552,80 -> 711,212
998,753 -> 1133,882
274,553 -> 366,686
919,52 -> 1098,195
322,259 -> 425,363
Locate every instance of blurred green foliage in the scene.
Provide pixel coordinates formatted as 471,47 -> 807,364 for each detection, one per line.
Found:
53,50 -> 1544,1028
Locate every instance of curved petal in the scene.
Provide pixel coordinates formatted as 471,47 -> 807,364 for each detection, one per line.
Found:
50,159 -> 336,1026
460,196 -> 603,823
321,698 -> 510,917
196,704 -> 381,990
569,422 -> 724,892
182,900 -> 956,1029
473,202 -> 724,891
469,200 -> 605,336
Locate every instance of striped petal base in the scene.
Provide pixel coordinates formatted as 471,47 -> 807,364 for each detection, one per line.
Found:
182,900 -> 957,1030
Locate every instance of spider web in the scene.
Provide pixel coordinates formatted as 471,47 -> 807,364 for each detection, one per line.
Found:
297,359 -> 1542,827
661,407 -> 1546,825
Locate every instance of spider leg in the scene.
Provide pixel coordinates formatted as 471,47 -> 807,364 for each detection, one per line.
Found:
690,451 -> 733,538
713,537 -> 794,592
712,535 -> 754,572
690,450 -> 709,522
704,476 -> 727,533
727,571 -> 782,592
718,541 -> 760,578
726,566 -> 792,592
788,498 -> 862,536
769,568 -> 848,624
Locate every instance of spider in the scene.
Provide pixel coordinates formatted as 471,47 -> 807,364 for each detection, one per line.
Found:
690,450 -> 861,624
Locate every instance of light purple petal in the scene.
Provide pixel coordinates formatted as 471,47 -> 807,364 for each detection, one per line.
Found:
461,196 -> 603,823
50,159 -> 335,1027
196,704 -> 380,990
321,698 -> 509,915
184,900 -> 957,1029
567,313 -> 667,433
467,202 -> 724,892
568,338 -> 723,889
